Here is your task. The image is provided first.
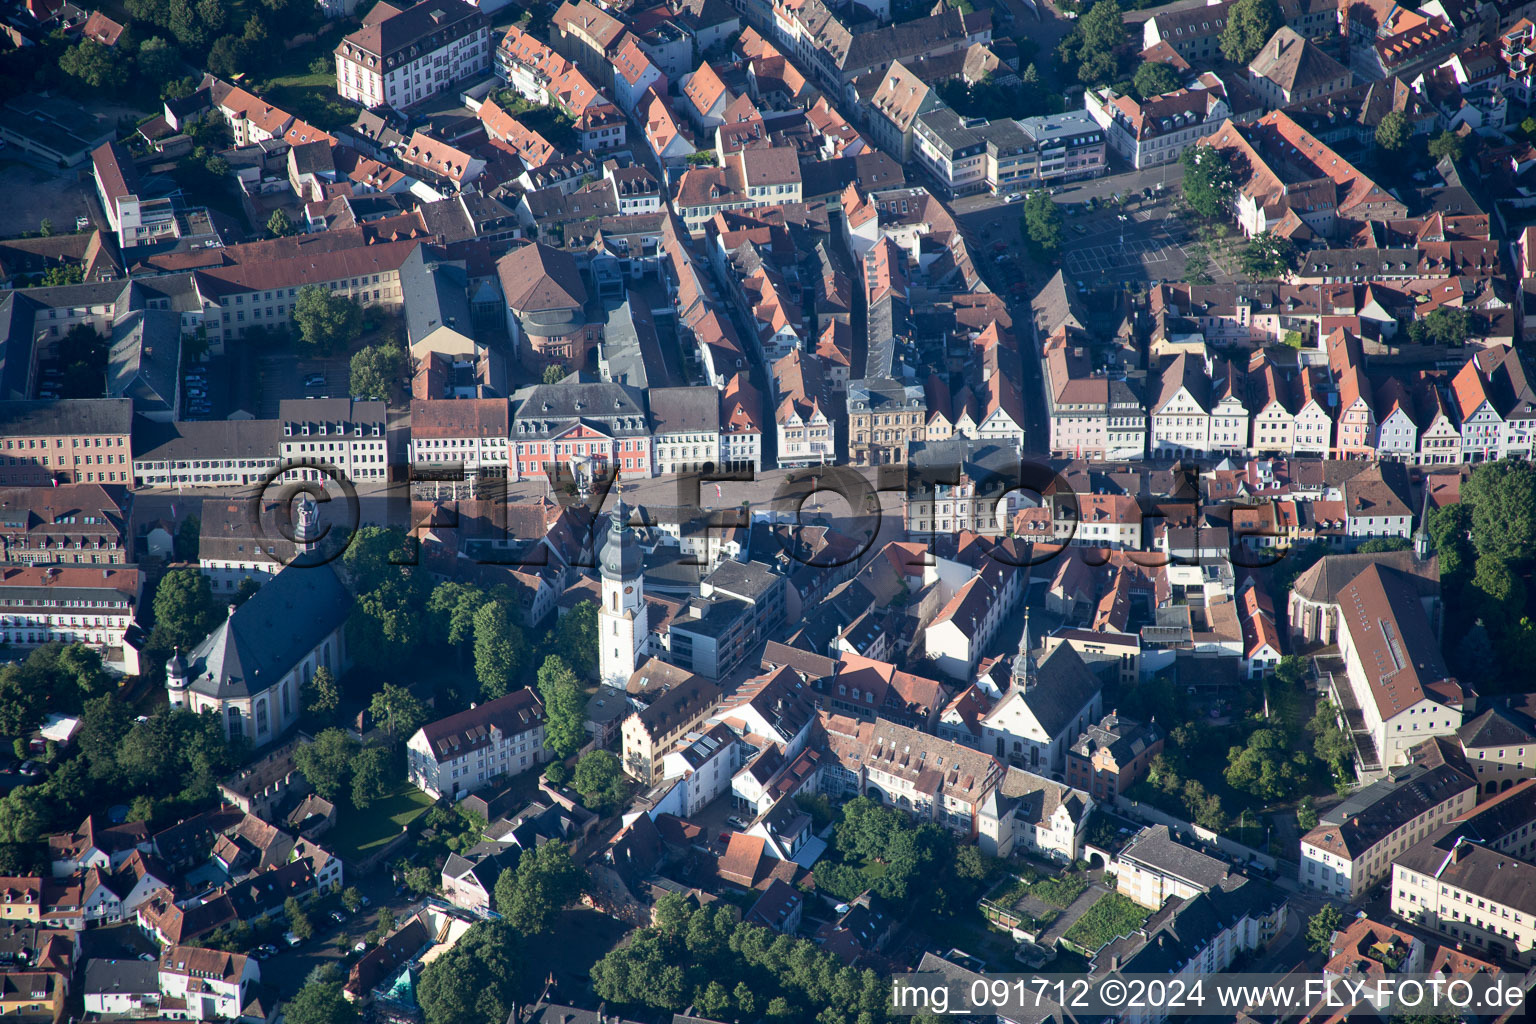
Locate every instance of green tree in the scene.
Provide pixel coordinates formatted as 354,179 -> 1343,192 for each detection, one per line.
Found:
553,600 -> 599,679
1307,904 -> 1343,952
571,749 -> 626,812
416,921 -> 522,1024
1021,191 -> 1064,259
205,34 -> 242,77
536,656 -> 586,759
1426,502 -> 1473,583
1374,110 -> 1409,153
136,36 -> 181,85
174,514 -> 201,562
293,285 -> 363,357
428,582 -> 487,650
286,895 -> 314,941
350,745 -> 394,810
233,576 -> 260,607
293,728 -> 359,804
0,665 -> 46,744
544,761 -> 570,786
40,264 -> 84,287
60,40 -> 126,90
493,841 -> 587,935
1238,231 -> 1298,279
542,363 -> 568,385
267,209 -> 299,238
1297,796 -> 1319,831
1471,555 -> 1521,634
349,342 -> 404,401
283,971 -> 358,1024
151,568 -> 221,651
403,865 -> 437,896
304,665 -> 340,719
1428,129 -> 1463,163
1462,460 -> 1536,566
341,886 -> 363,913
1274,654 -> 1307,689
1059,0 -> 1125,86
1132,60 -> 1180,99
1224,729 -> 1309,802
1308,701 -> 1354,779
473,600 -> 525,699
1407,306 -> 1471,347
1220,0 -> 1281,64
369,683 -> 427,744
1180,146 -> 1235,219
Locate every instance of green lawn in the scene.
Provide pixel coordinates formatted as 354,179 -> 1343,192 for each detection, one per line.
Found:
332,785 -> 435,862
1063,893 -> 1150,952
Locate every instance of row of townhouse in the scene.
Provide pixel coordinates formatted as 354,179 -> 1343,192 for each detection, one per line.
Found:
409,378 -> 768,484
1138,338 -> 1536,465
492,22 -> 628,153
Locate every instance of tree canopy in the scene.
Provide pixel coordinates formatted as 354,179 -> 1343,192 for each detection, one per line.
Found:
1238,231 -> 1298,279
152,568 -> 222,652
293,286 -> 363,356
416,921 -> 523,1024
293,728 -> 359,805
473,599 -> 526,699
1058,0 -> 1125,86
1133,60 -> 1180,99
1374,110 -> 1409,152
536,656 -> 586,760
592,899 -> 891,1023
1219,0 -> 1281,64
1428,129 -> 1463,163
571,749 -> 626,813
349,342 -> 404,401
493,841 -> 587,936
1021,191 -> 1064,259
1180,146 -> 1235,219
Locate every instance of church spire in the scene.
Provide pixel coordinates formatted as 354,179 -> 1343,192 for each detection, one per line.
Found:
1012,607 -> 1034,690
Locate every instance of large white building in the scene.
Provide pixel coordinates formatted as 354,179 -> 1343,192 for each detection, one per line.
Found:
334,0 -> 490,110
0,566 -> 143,673
157,947 -> 258,1020
166,562 -> 350,746
406,688 -> 548,800
1330,562 -> 1465,773
278,399 -> 389,485
1300,759 -> 1475,900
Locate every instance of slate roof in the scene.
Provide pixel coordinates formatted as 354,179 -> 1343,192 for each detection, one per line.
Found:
415,688 -> 545,762
988,644 -> 1102,738
183,562 -> 349,701
1118,825 -> 1233,889
83,958 -> 157,996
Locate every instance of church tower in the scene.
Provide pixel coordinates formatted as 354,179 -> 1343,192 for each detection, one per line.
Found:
599,498 -> 648,689
1011,607 -> 1035,690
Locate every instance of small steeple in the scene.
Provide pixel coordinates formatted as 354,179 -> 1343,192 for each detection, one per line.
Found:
1011,607 -> 1034,690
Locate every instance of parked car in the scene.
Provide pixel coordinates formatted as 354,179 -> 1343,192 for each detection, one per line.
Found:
305,373 -> 326,387
1003,193 -> 1022,203
284,932 -> 303,947
330,911 -> 347,924
353,941 -> 367,953
725,816 -> 747,830
18,761 -> 44,778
